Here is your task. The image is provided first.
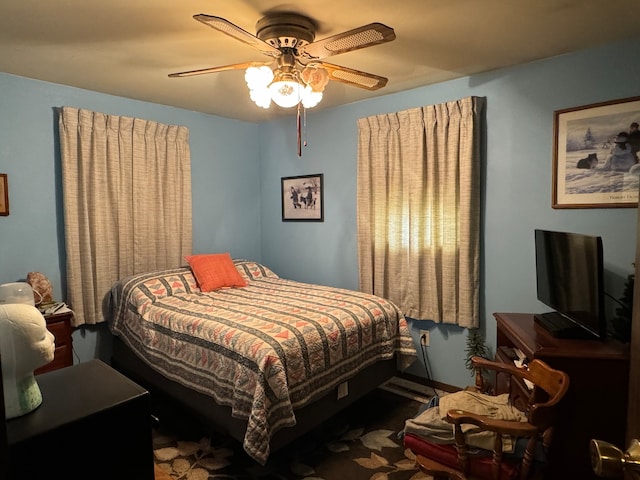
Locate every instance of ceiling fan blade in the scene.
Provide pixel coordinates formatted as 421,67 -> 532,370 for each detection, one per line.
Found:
193,14 -> 281,58
169,61 -> 269,78
299,23 -> 395,60
320,62 -> 388,90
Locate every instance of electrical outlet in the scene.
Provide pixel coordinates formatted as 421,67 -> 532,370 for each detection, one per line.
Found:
419,330 -> 430,346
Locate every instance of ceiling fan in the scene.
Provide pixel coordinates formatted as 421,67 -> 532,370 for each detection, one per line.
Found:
169,12 -> 396,110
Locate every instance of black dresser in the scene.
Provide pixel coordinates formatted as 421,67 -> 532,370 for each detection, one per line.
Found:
6,359 -> 153,480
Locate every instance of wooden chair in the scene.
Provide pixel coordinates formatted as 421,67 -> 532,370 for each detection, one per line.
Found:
405,356 -> 569,480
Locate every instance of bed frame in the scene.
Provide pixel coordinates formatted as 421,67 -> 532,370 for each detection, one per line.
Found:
111,337 -> 399,454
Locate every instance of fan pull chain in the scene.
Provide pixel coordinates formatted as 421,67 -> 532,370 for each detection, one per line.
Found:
297,103 -> 302,157
303,107 -> 308,147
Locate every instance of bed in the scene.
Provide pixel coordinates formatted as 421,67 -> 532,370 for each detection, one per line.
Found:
108,258 -> 417,464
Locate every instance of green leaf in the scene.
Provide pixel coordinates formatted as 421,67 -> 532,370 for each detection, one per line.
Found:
176,440 -> 203,457
354,452 -> 389,469
395,458 -> 417,470
154,447 -> 179,462
360,429 -> 398,450
186,467 -> 209,480
371,472 -> 390,480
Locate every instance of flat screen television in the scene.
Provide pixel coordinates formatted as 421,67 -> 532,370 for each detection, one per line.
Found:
534,229 -> 606,340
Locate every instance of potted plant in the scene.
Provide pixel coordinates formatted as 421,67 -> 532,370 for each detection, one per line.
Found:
465,328 -> 490,390
610,271 -> 634,343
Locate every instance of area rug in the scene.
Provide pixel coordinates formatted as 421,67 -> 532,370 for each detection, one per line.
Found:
152,388 -> 434,480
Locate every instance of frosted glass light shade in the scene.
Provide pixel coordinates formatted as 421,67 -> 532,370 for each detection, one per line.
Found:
245,66 -> 273,89
301,88 -> 323,108
269,79 -> 303,108
249,87 -> 271,108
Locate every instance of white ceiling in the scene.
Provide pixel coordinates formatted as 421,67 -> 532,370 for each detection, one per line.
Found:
1,0 -> 639,123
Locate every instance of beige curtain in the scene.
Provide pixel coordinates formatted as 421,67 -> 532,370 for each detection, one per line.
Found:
59,107 -> 192,326
357,96 -> 483,328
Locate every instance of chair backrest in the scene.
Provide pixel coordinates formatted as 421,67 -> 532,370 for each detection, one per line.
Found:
452,356 -> 570,479
473,356 -> 570,443
516,358 -> 569,431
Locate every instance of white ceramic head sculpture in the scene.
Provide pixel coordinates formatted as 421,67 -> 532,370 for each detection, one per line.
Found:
0,304 -> 55,419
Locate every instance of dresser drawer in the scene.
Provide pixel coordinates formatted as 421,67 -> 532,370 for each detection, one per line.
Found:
46,319 -> 72,345
35,310 -> 75,374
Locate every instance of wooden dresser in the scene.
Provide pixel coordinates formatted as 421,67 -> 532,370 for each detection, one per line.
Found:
494,312 -> 629,479
35,310 -> 74,374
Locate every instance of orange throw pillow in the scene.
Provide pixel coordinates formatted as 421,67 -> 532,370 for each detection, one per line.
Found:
185,253 -> 247,292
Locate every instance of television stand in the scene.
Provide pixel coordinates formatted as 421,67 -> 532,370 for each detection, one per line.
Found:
533,311 -> 598,340
494,312 -> 629,479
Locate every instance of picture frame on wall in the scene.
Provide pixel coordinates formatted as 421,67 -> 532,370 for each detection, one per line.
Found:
553,96 -> 640,209
0,174 -> 8,216
281,174 -> 324,222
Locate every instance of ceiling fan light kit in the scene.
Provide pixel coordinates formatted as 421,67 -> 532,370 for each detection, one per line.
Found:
170,12 -> 395,156
170,12 -> 396,111
243,54 -> 327,109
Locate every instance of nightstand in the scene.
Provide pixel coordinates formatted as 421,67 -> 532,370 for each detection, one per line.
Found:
35,310 -> 74,374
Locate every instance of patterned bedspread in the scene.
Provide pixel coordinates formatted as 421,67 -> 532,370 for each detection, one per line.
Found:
109,260 -> 416,464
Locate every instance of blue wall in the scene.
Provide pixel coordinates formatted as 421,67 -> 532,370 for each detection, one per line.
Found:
259,37 -> 640,387
1,36 -> 638,387
0,74 -> 262,362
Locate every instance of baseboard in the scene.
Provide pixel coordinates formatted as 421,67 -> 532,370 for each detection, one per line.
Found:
379,377 -> 433,403
395,372 -> 460,394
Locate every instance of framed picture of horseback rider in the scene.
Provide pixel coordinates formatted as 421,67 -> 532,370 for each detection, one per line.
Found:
553,96 -> 640,209
281,174 -> 324,221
